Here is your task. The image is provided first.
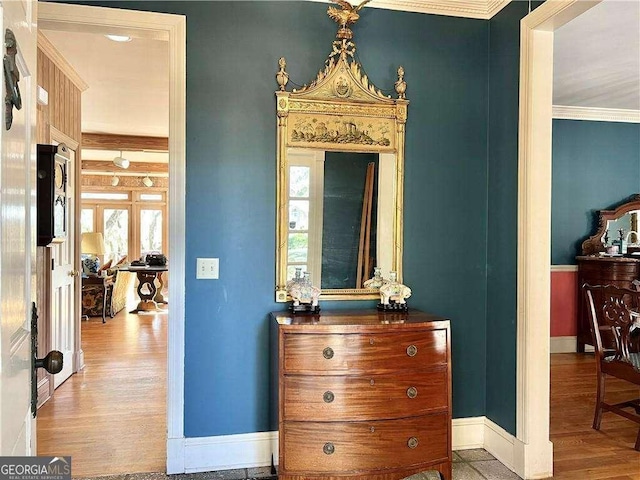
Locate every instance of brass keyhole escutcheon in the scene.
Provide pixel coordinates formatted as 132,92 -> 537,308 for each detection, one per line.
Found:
323,347 -> 334,359
406,344 -> 417,357
370,426 -> 375,433
369,338 -> 374,345
370,379 -> 375,386
323,391 -> 335,403
407,386 -> 418,399
323,442 -> 335,455
407,437 -> 418,449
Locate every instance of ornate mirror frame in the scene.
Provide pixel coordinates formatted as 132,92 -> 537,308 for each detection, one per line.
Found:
582,194 -> 640,255
274,3 -> 409,301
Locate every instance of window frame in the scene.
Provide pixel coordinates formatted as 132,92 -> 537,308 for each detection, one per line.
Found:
286,149 -> 324,287
81,186 -> 168,264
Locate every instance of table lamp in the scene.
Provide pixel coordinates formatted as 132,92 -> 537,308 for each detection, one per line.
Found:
81,232 -> 105,274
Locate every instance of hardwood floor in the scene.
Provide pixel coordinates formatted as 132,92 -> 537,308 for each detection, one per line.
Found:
37,308 -> 167,477
550,353 -> 640,479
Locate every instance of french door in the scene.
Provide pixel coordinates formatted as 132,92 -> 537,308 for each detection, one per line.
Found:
81,197 -> 167,265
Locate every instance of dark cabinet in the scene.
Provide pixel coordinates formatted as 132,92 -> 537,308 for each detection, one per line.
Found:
576,256 -> 640,352
37,144 -> 69,246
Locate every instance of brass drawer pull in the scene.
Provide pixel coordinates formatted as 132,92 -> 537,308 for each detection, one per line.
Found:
323,442 -> 335,455
323,347 -> 334,359
407,437 -> 418,449
406,345 -> 418,357
323,391 -> 335,403
407,386 -> 418,398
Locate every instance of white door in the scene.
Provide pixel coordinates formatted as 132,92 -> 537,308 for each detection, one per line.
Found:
0,0 -> 38,455
50,148 -> 75,387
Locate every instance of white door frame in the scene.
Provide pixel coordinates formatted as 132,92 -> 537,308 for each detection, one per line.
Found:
37,2 -> 186,473
516,1 -> 600,478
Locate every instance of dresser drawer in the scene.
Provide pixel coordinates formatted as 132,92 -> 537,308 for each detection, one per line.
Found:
283,330 -> 447,374
281,413 -> 448,473
579,261 -> 639,282
283,369 -> 448,421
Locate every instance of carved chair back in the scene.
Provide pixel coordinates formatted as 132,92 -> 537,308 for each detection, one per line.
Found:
584,284 -> 640,375
583,283 -> 640,451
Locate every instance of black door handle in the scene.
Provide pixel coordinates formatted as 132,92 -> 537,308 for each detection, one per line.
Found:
35,350 -> 63,375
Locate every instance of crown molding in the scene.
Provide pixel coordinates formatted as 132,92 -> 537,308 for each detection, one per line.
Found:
308,0 -> 512,20
37,31 -> 89,92
553,105 -> 640,123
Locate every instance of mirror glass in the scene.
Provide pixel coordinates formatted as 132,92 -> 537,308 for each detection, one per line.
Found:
285,149 -> 396,290
602,211 -> 640,245
582,195 -> 640,255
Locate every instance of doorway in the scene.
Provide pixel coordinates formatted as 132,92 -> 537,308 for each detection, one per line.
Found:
34,3 -> 186,476
516,0 -> 605,478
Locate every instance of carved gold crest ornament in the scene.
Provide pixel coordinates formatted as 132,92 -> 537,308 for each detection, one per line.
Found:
275,0 -> 408,150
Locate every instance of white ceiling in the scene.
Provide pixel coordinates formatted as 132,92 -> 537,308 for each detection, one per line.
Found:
41,29 -> 169,137
40,0 -> 639,146
553,0 -> 640,110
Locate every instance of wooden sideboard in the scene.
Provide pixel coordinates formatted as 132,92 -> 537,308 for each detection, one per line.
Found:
576,256 -> 640,352
270,309 -> 451,480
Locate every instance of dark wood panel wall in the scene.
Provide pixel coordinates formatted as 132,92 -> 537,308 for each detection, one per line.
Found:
37,34 -> 84,144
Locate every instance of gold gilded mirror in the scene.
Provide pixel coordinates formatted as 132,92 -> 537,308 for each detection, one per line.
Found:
275,1 -> 408,301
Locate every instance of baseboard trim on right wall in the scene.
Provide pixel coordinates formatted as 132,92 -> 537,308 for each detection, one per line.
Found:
484,418 -> 517,472
550,336 -> 576,354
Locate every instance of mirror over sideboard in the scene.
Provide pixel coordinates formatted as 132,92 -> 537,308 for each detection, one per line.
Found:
274,20 -> 409,301
576,194 -> 640,353
581,194 -> 640,255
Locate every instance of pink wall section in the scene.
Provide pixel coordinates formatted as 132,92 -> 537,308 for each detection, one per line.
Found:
550,270 -> 578,337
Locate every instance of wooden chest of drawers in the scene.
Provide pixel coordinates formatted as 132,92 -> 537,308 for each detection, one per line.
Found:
270,310 -> 452,480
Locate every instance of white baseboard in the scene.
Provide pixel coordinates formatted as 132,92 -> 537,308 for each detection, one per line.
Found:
484,418 -> 516,472
513,436 -> 554,479
73,349 -> 84,372
177,417 -> 508,473
167,437 -> 185,474
183,431 -> 277,473
550,336 -> 576,353
550,336 -> 595,354
452,416 -> 485,450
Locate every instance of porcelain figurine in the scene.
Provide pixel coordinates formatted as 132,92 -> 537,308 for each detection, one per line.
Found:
378,271 -> 411,310
288,271 -> 321,312
364,267 -> 384,289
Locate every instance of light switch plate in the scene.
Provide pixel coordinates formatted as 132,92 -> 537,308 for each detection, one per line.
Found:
196,258 -> 219,279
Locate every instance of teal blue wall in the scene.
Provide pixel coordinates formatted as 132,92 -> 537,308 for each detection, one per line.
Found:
551,120 -> 640,265
179,0 -> 490,436
54,0 -> 531,438
486,0 -> 539,435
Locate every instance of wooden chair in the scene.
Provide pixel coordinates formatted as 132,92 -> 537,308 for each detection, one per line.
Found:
583,283 -> 640,450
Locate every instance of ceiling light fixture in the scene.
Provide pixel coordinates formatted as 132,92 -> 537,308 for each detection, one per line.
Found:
111,174 -> 120,187
105,34 -> 132,43
142,175 -> 154,188
112,151 -> 130,169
